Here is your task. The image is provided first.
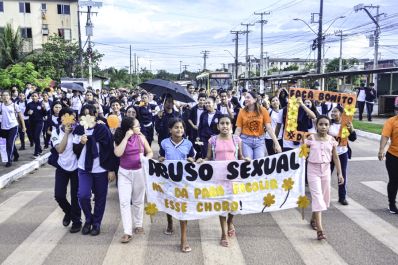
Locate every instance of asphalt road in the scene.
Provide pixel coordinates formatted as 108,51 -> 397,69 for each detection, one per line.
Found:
0,136 -> 397,265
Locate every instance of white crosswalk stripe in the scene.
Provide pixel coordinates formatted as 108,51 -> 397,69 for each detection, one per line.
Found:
271,209 -> 348,265
1,208 -> 66,265
199,216 -> 246,265
0,191 -> 42,225
331,187 -> 398,255
102,215 -> 151,265
361,181 -> 387,196
2,185 -> 398,264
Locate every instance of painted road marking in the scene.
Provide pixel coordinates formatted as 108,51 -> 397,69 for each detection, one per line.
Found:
2,208 -> 66,265
102,215 -> 151,265
0,191 -> 42,224
271,209 -> 348,265
331,187 -> 398,255
361,181 -> 387,196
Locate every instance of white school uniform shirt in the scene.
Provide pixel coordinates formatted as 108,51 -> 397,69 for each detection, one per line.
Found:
71,96 -> 83,113
328,123 -> 348,155
73,128 -> 106,173
357,89 -> 366,102
1,103 -> 20,130
266,109 -> 283,140
51,129 -> 78,171
17,101 -> 29,120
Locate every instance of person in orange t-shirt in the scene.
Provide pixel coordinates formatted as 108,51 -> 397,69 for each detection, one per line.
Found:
235,91 -> 282,159
379,98 -> 398,214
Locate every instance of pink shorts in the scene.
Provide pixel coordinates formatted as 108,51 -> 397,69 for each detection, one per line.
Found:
307,162 -> 331,212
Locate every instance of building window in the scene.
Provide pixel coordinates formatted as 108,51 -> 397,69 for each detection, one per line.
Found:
57,4 -> 70,15
0,2 -> 4,12
19,2 -> 31,13
20,28 -> 32,38
42,24 -> 49,35
41,3 -> 47,10
58,28 -> 71,40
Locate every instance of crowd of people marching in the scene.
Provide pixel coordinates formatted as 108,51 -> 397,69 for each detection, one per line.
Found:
0,81 -> 396,253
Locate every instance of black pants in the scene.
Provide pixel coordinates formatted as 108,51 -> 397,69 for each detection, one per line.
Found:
55,168 -> 82,225
2,126 -> 19,163
265,139 -> 283,156
331,152 -> 348,200
31,120 -> 43,155
366,102 -> 374,121
42,120 -> 50,148
386,152 -> 398,205
18,119 -> 32,148
141,124 -> 154,146
357,101 -> 365,120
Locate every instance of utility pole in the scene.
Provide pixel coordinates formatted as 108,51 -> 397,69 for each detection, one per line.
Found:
230,30 -> 245,84
134,53 -> 137,74
254,11 -> 270,91
79,0 -> 103,87
241,22 -> 255,88
77,5 -> 83,77
129,45 -> 132,85
201,50 -> 210,71
182,64 -> 189,79
316,0 -> 323,75
354,4 -> 382,92
149,59 -> 152,72
179,60 -> 182,80
335,30 -> 348,90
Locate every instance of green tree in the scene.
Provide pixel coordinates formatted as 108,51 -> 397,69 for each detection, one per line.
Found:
155,70 -> 178,81
25,35 -> 103,81
282,64 -> 299,71
0,23 -> 23,68
99,67 -> 131,88
0,62 -> 51,90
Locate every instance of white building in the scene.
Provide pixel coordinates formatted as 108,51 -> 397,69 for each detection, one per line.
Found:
0,0 -> 79,52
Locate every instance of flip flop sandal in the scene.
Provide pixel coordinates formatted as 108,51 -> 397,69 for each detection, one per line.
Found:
227,228 -> 236,237
317,231 -> 327,240
181,243 -> 192,253
310,220 -> 318,231
120,234 -> 132,243
220,239 -> 229,247
134,227 -> 144,234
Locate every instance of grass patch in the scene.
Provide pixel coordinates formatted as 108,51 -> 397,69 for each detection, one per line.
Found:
353,120 -> 383,135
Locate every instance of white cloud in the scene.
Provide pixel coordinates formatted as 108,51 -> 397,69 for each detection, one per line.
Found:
81,0 -> 398,73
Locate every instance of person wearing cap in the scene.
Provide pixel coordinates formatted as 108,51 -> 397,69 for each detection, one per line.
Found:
378,97 -> 398,214
365,83 -> 377,121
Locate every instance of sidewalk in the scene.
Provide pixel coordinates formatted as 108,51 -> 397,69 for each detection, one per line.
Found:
0,143 -> 49,189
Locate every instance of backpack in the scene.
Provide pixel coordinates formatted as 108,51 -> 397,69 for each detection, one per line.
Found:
47,127 -> 60,168
209,135 -> 240,160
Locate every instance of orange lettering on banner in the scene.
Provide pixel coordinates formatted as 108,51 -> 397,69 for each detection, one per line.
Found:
284,88 -> 357,146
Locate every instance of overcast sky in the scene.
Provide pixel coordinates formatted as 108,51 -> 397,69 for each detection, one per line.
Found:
84,0 -> 398,73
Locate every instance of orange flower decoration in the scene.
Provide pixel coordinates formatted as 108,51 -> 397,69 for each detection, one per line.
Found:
61,113 -> 75,126
107,114 -> 120,129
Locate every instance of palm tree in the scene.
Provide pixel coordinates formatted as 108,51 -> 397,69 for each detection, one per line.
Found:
0,23 -> 23,68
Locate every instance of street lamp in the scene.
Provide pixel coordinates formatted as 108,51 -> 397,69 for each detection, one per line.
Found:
293,18 -> 317,34
224,49 -> 235,59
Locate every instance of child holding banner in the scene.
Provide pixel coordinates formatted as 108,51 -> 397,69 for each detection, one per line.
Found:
305,115 -> 344,240
158,117 -> 195,253
197,115 -> 247,247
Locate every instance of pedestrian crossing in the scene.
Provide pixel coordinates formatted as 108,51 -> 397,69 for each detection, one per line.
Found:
0,180 -> 397,265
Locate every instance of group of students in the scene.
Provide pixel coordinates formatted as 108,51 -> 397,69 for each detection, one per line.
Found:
0,83 -> 360,252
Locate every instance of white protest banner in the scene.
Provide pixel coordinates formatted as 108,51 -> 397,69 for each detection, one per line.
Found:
142,149 -> 306,221
0,138 -> 7,163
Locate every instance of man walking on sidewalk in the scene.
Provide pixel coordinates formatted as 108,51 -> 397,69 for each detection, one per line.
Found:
356,83 -> 367,121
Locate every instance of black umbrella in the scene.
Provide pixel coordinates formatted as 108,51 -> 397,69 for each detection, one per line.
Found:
60,82 -> 85,92
139,79 -> 195,103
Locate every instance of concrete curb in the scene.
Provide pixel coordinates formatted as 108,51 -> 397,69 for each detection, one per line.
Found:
356,129 -> 381,141
0,153 -> 50,189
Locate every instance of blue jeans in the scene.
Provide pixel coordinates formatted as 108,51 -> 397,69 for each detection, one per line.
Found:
241,134 -> 266,159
